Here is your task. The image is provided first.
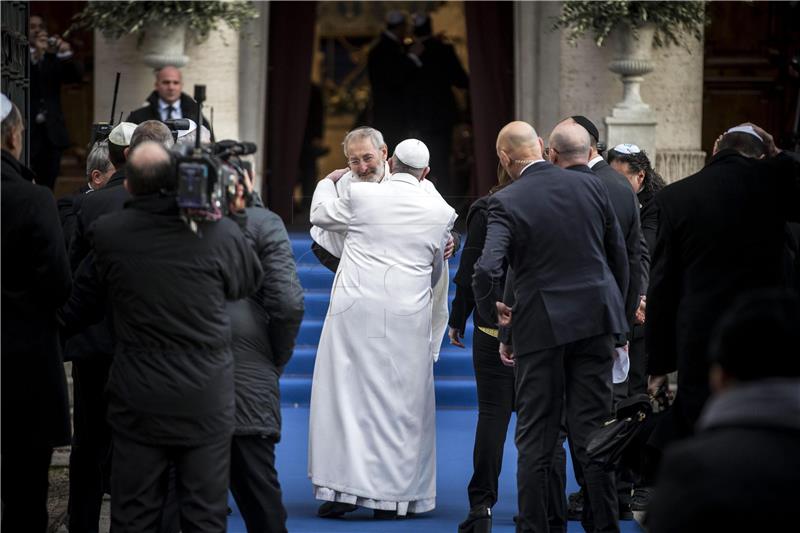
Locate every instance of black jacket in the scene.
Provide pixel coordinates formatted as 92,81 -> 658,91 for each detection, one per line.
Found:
367,32 -> 421,146
648,381 -> 800,532
405,36 -> 469,133
589,159 -> 648,313
450,195 -> 504,332
126,91 -> 212,133
473,161 -> 629,355
60,194 -> 263,446
30,52 -> 82,149
645,149 -> 800,436
1,150 -> 72,450
227,207 -> 304,439
69,169 -> 129,272
59,185 -> 115,361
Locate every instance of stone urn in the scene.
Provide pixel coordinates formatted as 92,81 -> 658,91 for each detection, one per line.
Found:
141,23 -> 189,69
608,22 -> 656,113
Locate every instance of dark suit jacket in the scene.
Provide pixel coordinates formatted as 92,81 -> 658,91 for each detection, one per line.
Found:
70,169 -> 129,272
645,149 -> 800,435
367,32 -> 421,146
30,52 -> 82,149
126,91 -> 212,134
573,162 -> 645,323
1,150 -> 72,449
473,161 -> 629,355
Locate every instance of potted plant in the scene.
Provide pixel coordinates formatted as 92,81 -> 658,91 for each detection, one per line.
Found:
69,1 -> 258,68
554,1 -> 707,111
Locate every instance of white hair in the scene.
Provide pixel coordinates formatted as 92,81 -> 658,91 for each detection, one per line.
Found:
342,127 -> 385,157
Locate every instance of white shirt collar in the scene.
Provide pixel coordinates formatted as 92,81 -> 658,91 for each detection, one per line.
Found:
159,98 -> 181,120
389,173 -> 421,186
518,159 -> 546,176
588,155 -> 605,169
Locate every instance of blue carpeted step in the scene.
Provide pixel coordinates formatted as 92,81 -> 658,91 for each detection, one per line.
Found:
285,345 -> 475,378
280,376 -> 477,408
296,319 -> 475,348
303,291 -> 331,318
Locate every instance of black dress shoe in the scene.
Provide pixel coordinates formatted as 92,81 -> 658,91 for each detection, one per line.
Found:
317,501 -> 358,518
458,505 -> 492,533
373,509 -> 400,520
567,489 -> 584,521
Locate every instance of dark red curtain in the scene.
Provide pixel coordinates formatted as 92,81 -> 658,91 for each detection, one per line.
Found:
465,2 -> 515,198
265,1 -> 317,223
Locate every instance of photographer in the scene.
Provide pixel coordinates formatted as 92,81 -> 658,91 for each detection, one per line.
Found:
29,14 -> 81,190
226,171 -> 304,533
60,141 -> 263,533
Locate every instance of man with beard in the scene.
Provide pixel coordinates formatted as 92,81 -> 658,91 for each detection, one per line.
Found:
309,126 -> 457,270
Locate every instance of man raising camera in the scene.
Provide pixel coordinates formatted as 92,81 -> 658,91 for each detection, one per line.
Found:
60,141 -> 263,533
29,14 -> 81,190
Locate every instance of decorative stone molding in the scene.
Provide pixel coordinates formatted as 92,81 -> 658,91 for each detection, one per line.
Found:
141,24 -> 189,69
655,149 -> 706,184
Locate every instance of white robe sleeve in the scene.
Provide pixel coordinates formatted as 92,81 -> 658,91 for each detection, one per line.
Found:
430,260 -> 449,363
430,211 -> 456,362
311,184 -> 352,233
310,177 -> 353,235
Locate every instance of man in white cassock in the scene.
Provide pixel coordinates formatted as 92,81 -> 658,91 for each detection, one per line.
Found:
308,137 -> 456,519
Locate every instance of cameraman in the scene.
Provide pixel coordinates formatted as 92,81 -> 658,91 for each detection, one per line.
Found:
60,141 -> 263,533
226,171 -> 304,533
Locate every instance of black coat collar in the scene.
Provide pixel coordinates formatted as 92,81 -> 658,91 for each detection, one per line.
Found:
2,149 -> 37,182
566,164 -> 593,174
125,192 -> 179,215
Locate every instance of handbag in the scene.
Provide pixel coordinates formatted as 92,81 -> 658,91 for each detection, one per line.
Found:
586,394 -> 652,467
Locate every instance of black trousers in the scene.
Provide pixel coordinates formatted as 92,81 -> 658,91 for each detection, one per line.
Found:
467,327 -> 515,509
31,127 -> 62,190
111,432 -> 231,533
69,358 -> 113,533
515,334 -> 618,533
1,445 -> 53,533
230,434 -> 288,533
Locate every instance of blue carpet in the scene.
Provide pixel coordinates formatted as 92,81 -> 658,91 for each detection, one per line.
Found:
226,407 -> 643,533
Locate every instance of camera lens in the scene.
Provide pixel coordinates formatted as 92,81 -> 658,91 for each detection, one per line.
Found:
47,36 -> 57,47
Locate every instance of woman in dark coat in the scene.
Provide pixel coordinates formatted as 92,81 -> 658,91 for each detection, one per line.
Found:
450,165 -> 512,533
226,195 -> 304,533
607,144 -> 666,510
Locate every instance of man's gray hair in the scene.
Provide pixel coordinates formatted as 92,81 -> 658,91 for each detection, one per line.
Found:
342,127 -> 385,156
390,155 -> 425,179
130,120 -> 175,150
175,125 -> 212,148
86,140 -> 113,179
1,103 -> 22,145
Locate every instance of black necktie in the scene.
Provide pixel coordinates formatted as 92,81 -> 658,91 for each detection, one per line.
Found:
166,105 -> 175,120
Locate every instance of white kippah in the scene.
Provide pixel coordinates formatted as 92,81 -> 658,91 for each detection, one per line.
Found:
725,125 -> 763,142
176,118 -> 198,138
1,93 -> 13,122
613,143 -> 641,155
108,122 -> 138,146
394,138 -> 430,169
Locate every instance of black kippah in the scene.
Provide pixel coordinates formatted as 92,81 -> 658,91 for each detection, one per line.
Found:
571,115 -> 600,143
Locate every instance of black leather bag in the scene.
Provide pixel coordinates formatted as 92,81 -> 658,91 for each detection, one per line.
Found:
586,394 -> 652,466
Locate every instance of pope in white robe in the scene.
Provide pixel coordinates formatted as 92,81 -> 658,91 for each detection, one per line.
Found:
308,139 -> 456,516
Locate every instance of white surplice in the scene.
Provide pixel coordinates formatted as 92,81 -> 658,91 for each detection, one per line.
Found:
308,172 -> 456,515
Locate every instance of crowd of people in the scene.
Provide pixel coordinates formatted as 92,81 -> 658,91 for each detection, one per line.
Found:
2,13 -> 799,533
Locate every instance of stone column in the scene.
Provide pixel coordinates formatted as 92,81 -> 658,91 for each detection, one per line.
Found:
514,1 -> 562,133
238,2 -> 270,189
